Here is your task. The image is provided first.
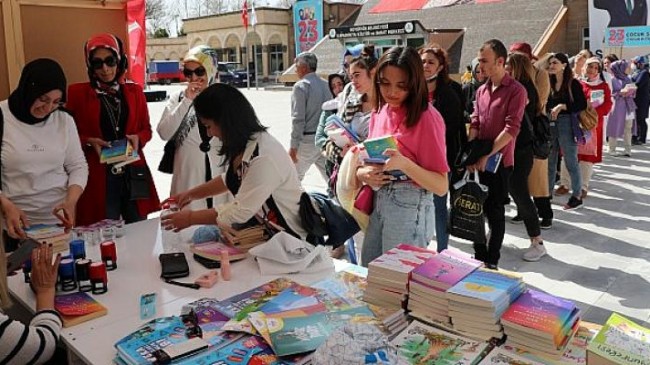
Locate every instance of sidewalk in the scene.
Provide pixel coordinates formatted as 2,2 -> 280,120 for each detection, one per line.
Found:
145,86 -> 650,327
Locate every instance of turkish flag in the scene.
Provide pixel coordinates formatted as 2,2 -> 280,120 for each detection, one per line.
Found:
242,0 -> 249,30
127,0 -> 146,86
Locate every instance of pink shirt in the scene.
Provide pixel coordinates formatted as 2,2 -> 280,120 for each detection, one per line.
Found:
470,73 -> 526,167
368,104 -> 449,174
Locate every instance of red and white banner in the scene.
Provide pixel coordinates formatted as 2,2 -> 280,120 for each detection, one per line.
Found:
127,0 -> 146,86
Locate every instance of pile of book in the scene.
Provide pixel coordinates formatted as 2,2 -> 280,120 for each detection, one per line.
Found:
25,224 -> 70,253
407,247 -> 482,327
501,289 -> 581,361
587,312 -> 650,365
363,244 -> 437,310
446,268 -> 525,341
100,139 -> 137,164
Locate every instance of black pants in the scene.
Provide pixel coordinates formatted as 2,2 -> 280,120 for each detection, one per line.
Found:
473,166 -> 512,266
509,146 -> 541,238
534,197 -> 553,220
106,168 -> 144,224
636,109 -> 648,143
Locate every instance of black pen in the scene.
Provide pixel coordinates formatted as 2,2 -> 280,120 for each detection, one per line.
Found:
165,279 -> 200,290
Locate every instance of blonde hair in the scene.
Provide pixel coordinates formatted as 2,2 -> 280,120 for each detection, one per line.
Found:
0,219 -> 12,309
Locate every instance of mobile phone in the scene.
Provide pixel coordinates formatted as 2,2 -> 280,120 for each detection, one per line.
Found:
6,238 -> 40,272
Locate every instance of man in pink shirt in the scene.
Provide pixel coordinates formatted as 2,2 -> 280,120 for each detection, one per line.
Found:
468,39 -> 527,269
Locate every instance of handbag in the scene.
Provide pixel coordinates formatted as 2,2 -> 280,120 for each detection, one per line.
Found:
448,171 -> 488,244
158,140 -> 176,174
524,112 -> 551,159
127,165 -> 152,201
351,185 -> 374,231
578,105 -> 598,130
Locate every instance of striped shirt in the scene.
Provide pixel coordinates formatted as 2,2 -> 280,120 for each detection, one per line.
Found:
0,310 -> 62,364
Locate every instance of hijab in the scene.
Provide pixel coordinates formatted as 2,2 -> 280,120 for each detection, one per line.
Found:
84,33 -> 126,95
8,58 -> 66,125
610,60 -> 631,84
183,46 -> 219,85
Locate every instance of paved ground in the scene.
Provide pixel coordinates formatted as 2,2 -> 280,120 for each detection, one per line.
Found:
144,84 -> 650,328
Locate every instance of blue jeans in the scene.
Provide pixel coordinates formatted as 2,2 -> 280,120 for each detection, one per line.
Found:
361,182 -> 434,266
433,193 -> 449,252
548,114 -> 581,198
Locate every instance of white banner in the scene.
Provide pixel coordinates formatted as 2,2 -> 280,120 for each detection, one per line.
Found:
589,0 -> 650,57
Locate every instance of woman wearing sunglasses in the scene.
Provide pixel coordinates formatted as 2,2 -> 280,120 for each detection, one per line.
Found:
157,46 -> 229,210
67,33 -> 160,226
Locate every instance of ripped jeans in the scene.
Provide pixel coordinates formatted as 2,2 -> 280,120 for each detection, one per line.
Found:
361,182 -> 434,266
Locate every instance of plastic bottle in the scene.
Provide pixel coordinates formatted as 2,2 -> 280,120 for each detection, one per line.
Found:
160,198 -> 182,253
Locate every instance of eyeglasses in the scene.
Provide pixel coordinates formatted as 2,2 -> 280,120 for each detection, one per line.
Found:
89,56 -> 118,70
183,67 -> 207,78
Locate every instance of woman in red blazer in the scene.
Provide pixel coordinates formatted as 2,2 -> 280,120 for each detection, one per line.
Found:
66,33 -> 159,226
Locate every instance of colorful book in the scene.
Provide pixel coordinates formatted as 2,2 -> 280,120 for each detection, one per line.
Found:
183,298 -> 230,325
326,114 -> 360,143
363,134 -> 398,163
258,284 -> 327,315
501,289 -> 579,347
114,316 -> 186,364
368,244 -> 437,280
391,320 -> 489,365
311,270 -> 368,310
24,224 -> 66,239
54,292 -> 108,327
411,248 -> 483,290
446,269 -> 525,310
587,313 -> 650,365
477,347 -> 545,365
100,138 -> 136,164
212,278 -> 298,320
189,241 -> 248,261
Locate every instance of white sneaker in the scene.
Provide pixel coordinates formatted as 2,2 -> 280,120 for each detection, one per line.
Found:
523,242 -> 547,262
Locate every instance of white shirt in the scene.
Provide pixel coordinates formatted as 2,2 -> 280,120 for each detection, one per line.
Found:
0,100 -> 88,225
157,91 -> 230,210
216,132 -> 307,239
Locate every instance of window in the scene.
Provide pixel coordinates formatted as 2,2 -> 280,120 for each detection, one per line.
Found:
224,47 -> 237,63
268,44 -> 284,73
582,27 -> 590,51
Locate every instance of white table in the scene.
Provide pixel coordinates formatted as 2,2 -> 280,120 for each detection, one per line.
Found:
8,218 -> 345,365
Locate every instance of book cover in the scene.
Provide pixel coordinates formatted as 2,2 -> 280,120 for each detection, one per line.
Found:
184,298 -> 231,325
501,289 -> 578,346
326,127 -> 356,148
411,248 -> 482,289
391,320 -> 488,365
587,312 -> 650,365
54,292 -> 108,327
477,347 -> 546,365
363,135 -> 398,162
369,244 -> 437,276
100,139 -> 135,164
212,278 -> 298,320
189,241 -> 248,262
446,269 -> 524,309
267,306 -> 377,357
114,316 -> 187,365
311,271 -> 367,310
24,224 -> 66,239
326,114 -> 360,143
484,152 -> 503,173
258,284 -> 326,315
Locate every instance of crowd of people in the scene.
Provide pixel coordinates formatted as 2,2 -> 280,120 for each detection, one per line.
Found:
0,30 -> 647,363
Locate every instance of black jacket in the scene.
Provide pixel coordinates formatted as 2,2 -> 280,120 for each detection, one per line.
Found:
595,0 -> 647,27
433,80 -> 468,168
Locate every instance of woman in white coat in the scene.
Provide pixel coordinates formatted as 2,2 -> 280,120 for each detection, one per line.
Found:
157,46 -> 230,210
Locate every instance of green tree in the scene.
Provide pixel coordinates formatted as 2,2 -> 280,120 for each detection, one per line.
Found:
153,28 -> 170,38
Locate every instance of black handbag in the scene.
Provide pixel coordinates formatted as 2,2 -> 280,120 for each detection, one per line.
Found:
448,171 -> 489,244
525,112 -> 552,159
127,165 -> 151,200
159,252 -> 190,279
158,140 -> 176,174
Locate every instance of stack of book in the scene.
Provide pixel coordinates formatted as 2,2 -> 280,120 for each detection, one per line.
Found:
446,268 -> 525,341
587,312 -> 650,365
367,303 -> 408,339
190,241 -> 248,262
363,244 -> 437,310
100,139 -> 137,164
25,224 -> 70,253
408,247 -> 482,326
391,320 -> 490,364
501,289 -> 581,361
228,223 -> 270,250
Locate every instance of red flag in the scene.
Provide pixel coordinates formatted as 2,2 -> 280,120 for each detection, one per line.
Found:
241,0 -> 249,30
127,0 -> 146,86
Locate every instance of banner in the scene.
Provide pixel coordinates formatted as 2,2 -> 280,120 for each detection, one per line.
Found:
127,0 -> 146,86
369,0 -> 505,14
590,0 -> 650,57
293,0 -> 323,54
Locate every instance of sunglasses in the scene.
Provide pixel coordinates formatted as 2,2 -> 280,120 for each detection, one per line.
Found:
89,56 -> 118,70
183,67 -> 207,78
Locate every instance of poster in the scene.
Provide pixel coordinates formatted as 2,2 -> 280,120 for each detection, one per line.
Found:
369,0 -> 505,14
293,0 -> 324,54
589,0 -> 650,57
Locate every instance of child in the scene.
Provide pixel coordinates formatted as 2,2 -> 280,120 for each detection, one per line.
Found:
356,46 -> 449,266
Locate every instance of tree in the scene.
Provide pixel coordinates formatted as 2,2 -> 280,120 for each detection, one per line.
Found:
153,28 -> 170,38
146,0 -> 169,35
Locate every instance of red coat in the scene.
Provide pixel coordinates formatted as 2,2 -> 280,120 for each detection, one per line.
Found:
579,80 -> 613,163
67,82 -> 160,226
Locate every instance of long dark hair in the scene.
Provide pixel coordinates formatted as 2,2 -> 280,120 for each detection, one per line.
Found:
507,53 -> 542,115
372,46 -> 428,128
193,83 -> 267,164
418,44 -> 450,84
549,53 -> 574,93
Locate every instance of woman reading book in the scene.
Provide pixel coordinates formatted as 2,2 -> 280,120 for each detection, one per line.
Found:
0,233 -> 63,364
160,84 -> 309,242
67,33 -> 159,226
356,46 -> 449,266
0,59 -> 88,250
157,46 -> 230,211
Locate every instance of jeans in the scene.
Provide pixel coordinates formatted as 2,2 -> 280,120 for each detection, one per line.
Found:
106,168 -> 144,224
433,193 -> 449,252
548,114 -> 581,198
295,135 -> 328,182
509,146 -> 541,238
361,182 -> 434,266
473,166 -> 512,266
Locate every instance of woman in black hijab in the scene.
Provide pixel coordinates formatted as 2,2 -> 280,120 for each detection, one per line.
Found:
0,58 -> 88,245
